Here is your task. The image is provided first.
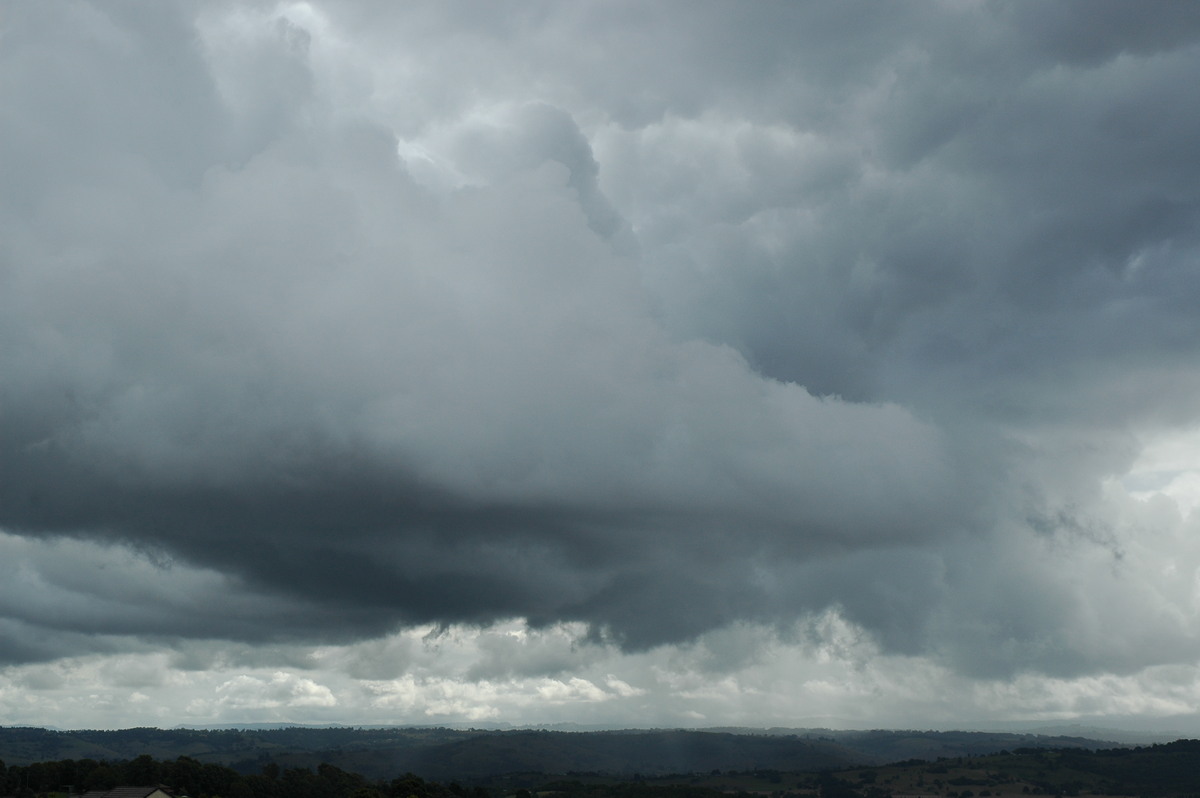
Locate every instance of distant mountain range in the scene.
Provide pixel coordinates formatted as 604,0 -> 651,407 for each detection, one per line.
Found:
0,726 -> 1149,781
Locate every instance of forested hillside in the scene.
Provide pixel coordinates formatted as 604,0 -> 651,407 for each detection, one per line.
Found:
0,728 -> 1122,781
3,740 -> 1200,798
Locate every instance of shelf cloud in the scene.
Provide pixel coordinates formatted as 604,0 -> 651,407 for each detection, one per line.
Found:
3,0 -> 1200,730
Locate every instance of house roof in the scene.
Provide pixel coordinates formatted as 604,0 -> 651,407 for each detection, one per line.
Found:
81,787 -> 175,798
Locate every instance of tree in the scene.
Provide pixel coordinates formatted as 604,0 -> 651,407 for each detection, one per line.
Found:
126,754 -> 161,785
83,765 -> 118,791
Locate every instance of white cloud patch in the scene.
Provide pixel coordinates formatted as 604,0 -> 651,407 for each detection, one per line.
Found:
1123,426 -> 1200,517
214,672 -> 337,710
3,618 -> 1200,731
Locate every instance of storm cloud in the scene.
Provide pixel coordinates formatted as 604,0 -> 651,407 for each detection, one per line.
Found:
3,0 -> 1200,728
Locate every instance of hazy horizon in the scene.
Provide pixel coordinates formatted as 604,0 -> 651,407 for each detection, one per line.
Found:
8,718 -> 1199,745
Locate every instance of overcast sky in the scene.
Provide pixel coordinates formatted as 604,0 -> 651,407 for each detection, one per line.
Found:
4,0 -> 1200,733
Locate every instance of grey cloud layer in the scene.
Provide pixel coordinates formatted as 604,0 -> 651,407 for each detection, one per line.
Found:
3,1 -> 1200,684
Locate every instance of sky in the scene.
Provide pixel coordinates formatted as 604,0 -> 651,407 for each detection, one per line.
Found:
4,0 -> 1200,733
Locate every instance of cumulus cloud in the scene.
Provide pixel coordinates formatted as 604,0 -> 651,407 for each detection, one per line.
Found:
2,0 -> 1200,729
214,672 -> 337,710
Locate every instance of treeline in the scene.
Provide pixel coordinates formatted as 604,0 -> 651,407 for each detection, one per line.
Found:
0,754 -> 483,798
1022,740 -> 1200,796
532,782 -> 757,798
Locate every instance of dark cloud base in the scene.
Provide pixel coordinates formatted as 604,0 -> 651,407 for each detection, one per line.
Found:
2,1 -> 1200,699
